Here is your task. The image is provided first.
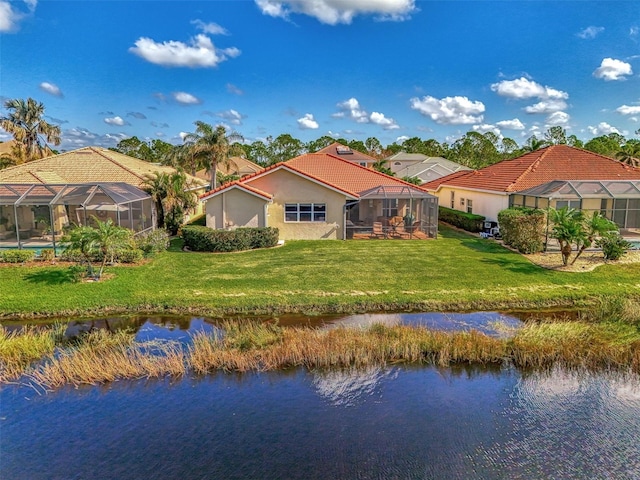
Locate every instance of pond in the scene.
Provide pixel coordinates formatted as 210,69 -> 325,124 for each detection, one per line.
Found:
2,311 -> 638,478
1,364 -> 639,479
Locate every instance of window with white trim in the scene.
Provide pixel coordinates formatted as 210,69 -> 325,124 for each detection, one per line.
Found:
382,199 -> 398,217
466,199 -> 473,214
285,203 -> 326,222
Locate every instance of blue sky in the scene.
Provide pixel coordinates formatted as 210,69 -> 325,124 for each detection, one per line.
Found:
1,0 -> 639,151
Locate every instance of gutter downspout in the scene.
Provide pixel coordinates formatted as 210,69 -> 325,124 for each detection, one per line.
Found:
544,197 -> 551,252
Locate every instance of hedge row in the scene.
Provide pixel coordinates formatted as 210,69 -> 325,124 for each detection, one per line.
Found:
438,207 -> 486,233
0,249 -> 36,263
181,225 -> 279,252
497,208 -> 546,254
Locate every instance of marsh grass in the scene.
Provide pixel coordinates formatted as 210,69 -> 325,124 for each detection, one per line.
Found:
0,323 -> 65,382
9,298 -> 640,389
27,330 -> 186,389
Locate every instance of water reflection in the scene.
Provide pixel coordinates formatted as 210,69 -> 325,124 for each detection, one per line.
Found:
1,365 -> 638,479
2,310 -> 530,339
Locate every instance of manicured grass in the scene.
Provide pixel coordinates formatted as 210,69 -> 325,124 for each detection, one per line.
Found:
1,226 -> 639,319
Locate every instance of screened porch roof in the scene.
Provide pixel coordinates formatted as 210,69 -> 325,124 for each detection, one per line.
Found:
515,180 -> 640,200
358,184 -> 436,200
0,182 -> 151,206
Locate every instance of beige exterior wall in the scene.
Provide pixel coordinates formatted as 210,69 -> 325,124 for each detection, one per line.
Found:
247,169 -> 347,240
430,186 -> 509,222
205,188 -> 267,229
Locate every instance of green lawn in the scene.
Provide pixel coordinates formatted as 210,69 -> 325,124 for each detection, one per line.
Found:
1,227 -> 639,319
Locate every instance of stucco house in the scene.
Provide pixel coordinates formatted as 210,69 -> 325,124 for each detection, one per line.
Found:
391,154 -> 471,183
0,147 -> 206,249
200,152 -> 439,240
195,156 -> 263,183
422,145 -> 640,231
315,142 -> 378,168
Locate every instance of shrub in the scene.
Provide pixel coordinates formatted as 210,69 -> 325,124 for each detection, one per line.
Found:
40,249 -> 55,261
0,249 -> 35,263
135,229 -> 170,256
115,248 -> 144,264
497,208 -> 546,254
181,225 -> 279,252
596,233 -> 631,261
438,207 -> 485,233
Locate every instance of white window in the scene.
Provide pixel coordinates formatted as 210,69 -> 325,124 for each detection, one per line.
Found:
556,200 -> 581,210
460,198 -> 465,206
466,199 -> 473,214
285,203 -> 326,222
382,199 -> 398,217
359,162 -> 367,167
450,191 -> 455,208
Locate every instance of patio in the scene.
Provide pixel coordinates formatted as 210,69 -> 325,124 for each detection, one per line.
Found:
345,185 -> 438,240
0,183 -> 155,251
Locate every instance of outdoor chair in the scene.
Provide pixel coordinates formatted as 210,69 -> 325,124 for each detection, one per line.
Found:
371,222 -> 387,239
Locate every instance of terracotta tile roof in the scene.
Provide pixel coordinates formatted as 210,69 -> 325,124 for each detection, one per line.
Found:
200,153 -> 432,201
315,142 -> 377,162
285,153 -> 426,196
0,146 -> 205,188
422,145 -> 640,193
199,180 -> 272,201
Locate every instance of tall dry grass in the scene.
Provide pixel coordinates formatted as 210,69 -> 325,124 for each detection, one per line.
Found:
0,324 -> 65,382
27,330 -> 186,389
5,297 -> 640,390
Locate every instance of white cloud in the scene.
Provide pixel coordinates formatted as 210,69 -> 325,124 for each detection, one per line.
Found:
0,0 -> 36,33
593,58 -> 633,81
370,111 -> 399,130
409,95 -> 485,125
491,77 -> 568,100
587,122 -> 621,136
173,92 -> 202,105
226,83 -> 243,95
129,34 -> 241,68
545,111 -> 570,126
104,116 -> 128,126
631,26 -> 639,37
255,0 -> 416,25
576,26 -> 604,39
616,104 -> 640,115
297,113 -> 319,129
191,19 -> 229,35
524,99 -> 568,114
39,82 -> 63,97
472,124 -> 500,135
334,98 -> 369,123
217,109 -> 245,125
496,118 -> 525,130
396,135 -> 409,143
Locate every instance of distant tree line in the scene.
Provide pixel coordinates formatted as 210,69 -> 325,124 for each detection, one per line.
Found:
2,97 -> 639,173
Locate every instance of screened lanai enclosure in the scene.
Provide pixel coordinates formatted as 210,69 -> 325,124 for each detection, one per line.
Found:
345,185 -> 438,239
511,180 -> 640,232
0,183 -> 155,250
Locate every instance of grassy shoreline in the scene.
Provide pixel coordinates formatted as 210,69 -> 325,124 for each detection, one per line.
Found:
1,227 -> 638,320
2,299 -> 639,389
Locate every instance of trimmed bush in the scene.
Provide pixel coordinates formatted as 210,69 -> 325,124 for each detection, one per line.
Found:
115,248 -> 144,264
181,225 -> 279,253
438,206 -> 485,233
135,229 -> 170,256
596,233 -> 631,261
0,249 -> 35,263
40,249 -> 55,261
497,208 -> 546,254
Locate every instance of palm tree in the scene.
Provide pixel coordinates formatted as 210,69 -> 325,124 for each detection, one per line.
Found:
522,135 -> 549,153
615,142 -> 640,168
91,217 -> 132,279
0,98 -> 61,163
142,171 -> 169,229
183,121 -> 244,190
142,170 -> 198,234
